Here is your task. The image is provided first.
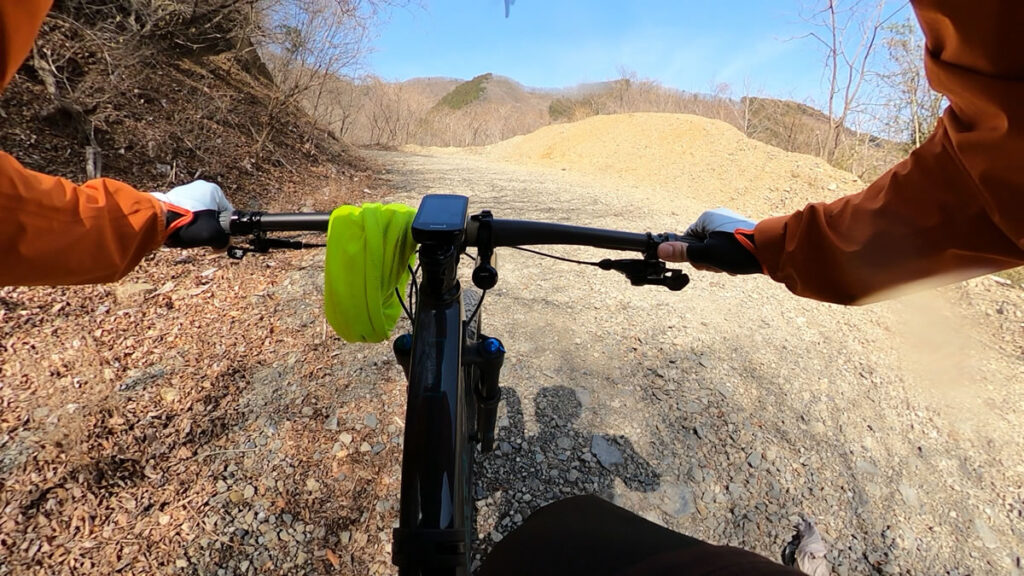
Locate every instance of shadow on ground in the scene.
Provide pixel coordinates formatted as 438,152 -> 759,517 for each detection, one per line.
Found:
472,385 -> 660,560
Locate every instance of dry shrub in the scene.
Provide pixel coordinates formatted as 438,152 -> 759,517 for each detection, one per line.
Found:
741,96 -> 905,180
1,2 -> 367,206
55,0 -> 259,53
414,103 -> 549,148
231,1 -> 414,155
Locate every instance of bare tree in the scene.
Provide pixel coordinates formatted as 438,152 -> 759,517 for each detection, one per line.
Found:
736,78 -> 769,137
250,0 -> 409,156
360,76 -> 426,147
877,18 -> 945,148
317,74 -> 366,139
803,0 -> 907,161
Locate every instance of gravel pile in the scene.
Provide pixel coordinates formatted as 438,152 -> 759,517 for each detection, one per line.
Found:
477,112 -> 863,215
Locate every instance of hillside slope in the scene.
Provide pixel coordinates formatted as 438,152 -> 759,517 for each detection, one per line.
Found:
0,7 -> 387,575
0,12 -> 368,208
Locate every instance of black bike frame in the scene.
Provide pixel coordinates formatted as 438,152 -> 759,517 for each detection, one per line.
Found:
392,236 -> 473,575
224,197 -> 689,576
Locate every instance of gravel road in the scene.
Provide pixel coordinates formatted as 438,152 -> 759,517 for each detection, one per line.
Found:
368,148 -> 1024,575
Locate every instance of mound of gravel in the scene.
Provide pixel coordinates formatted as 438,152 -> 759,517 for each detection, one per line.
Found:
480,112 -> 863,216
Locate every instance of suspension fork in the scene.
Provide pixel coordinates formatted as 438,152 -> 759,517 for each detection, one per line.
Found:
463,335 -> 505,452
396,332 -> 506,454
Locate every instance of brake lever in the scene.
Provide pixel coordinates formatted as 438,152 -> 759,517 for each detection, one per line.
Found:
226,235 -> 326,260
597,258 -> 690,291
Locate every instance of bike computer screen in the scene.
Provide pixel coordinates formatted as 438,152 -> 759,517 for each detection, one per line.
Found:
412,194 -> 469,242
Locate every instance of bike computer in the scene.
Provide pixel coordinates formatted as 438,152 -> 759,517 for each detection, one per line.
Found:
412,194 -> 469,243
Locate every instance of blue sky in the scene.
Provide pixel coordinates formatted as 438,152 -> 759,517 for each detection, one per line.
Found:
366,1 -> 911,108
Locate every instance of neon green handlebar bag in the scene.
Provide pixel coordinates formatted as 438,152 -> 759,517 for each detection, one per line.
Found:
324,203 -> 417,343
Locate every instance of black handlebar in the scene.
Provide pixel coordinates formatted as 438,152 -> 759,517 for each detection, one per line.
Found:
224,211 -> 331,234
224,209 -> 691,290
224,210 -> 686,254
483,219 -> 648,251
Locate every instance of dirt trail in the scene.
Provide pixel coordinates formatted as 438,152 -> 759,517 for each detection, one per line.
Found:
384,113 -> 1024,574
2,113 -> 1021,576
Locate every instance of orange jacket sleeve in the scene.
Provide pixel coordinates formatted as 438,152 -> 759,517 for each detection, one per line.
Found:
753,0 -> 1024,305
1,0 -> 167,286
0,153 -> 167,285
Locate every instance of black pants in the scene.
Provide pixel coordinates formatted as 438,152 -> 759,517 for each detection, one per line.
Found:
477,495 -> 703,576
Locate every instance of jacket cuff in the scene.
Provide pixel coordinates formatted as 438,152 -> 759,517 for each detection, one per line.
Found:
753,215 -> 789,278
162,202 -> 193,238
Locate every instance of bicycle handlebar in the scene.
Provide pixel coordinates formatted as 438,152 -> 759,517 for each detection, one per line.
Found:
222,211 -> 332,234
223,210 -> 688,254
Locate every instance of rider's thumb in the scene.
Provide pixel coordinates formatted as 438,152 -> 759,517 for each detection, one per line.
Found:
658,242 -> 688,263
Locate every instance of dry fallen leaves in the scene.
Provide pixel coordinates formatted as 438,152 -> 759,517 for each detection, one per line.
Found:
1,188 -> 390,574
326,548 -> 341,569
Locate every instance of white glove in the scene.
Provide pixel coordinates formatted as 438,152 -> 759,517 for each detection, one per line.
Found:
150,180 -> 233,214
683,208 -> 755,239
150,180 -> 234,249
658,208 -> 761,274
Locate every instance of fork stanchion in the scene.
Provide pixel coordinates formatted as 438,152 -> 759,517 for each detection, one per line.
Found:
475,336 -> 505,453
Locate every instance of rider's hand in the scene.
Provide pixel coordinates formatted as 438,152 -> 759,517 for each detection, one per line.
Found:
657,208 -> 762,275
150,180 -> 233,249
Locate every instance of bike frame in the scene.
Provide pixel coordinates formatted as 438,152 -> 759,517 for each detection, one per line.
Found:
392,228 -> 474,575
224,196 -> 688,576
